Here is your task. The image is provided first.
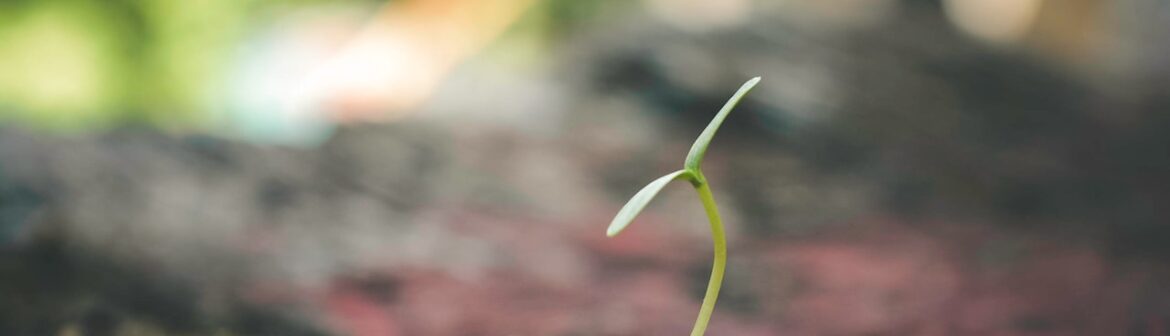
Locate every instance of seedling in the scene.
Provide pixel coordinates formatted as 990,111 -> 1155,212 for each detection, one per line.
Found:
607,77 -> 761,336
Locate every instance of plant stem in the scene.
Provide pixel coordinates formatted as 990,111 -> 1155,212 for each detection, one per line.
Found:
690,173 -> 726,336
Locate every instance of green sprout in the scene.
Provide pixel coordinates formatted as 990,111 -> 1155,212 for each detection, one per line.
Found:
606,77 -> 761,336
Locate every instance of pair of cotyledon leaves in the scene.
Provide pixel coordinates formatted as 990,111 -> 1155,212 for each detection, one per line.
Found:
606,77 -> 761,237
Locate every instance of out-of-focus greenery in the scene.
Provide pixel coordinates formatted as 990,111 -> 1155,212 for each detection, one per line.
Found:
0,0 -> 374,131
0,0 -> 623,133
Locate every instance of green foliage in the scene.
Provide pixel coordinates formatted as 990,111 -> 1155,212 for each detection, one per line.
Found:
0,0 -> 375,130
607,169 -> 692,237
605,77 -> 760,336
684,76 -> 761,171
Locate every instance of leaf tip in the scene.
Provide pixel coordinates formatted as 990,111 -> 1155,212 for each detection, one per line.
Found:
606,225 -> 622,237
606,217 -> 631,237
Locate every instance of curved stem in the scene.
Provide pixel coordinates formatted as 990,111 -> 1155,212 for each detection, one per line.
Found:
690,174 -> 726,336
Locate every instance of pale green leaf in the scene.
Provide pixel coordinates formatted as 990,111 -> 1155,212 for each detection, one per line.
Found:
684,77 -> 761,170
607,170 -> 694,237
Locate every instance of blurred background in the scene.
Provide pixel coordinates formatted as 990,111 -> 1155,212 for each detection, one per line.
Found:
1,0 -> 1169,335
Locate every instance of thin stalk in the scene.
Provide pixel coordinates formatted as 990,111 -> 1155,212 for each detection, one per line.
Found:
606,78 -> 758,335
689,173 -> 726,336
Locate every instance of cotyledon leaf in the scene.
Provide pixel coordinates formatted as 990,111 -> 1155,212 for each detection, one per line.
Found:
604,77 -> 760,336
606,169 -> 695,237
684,77 -> 761,171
